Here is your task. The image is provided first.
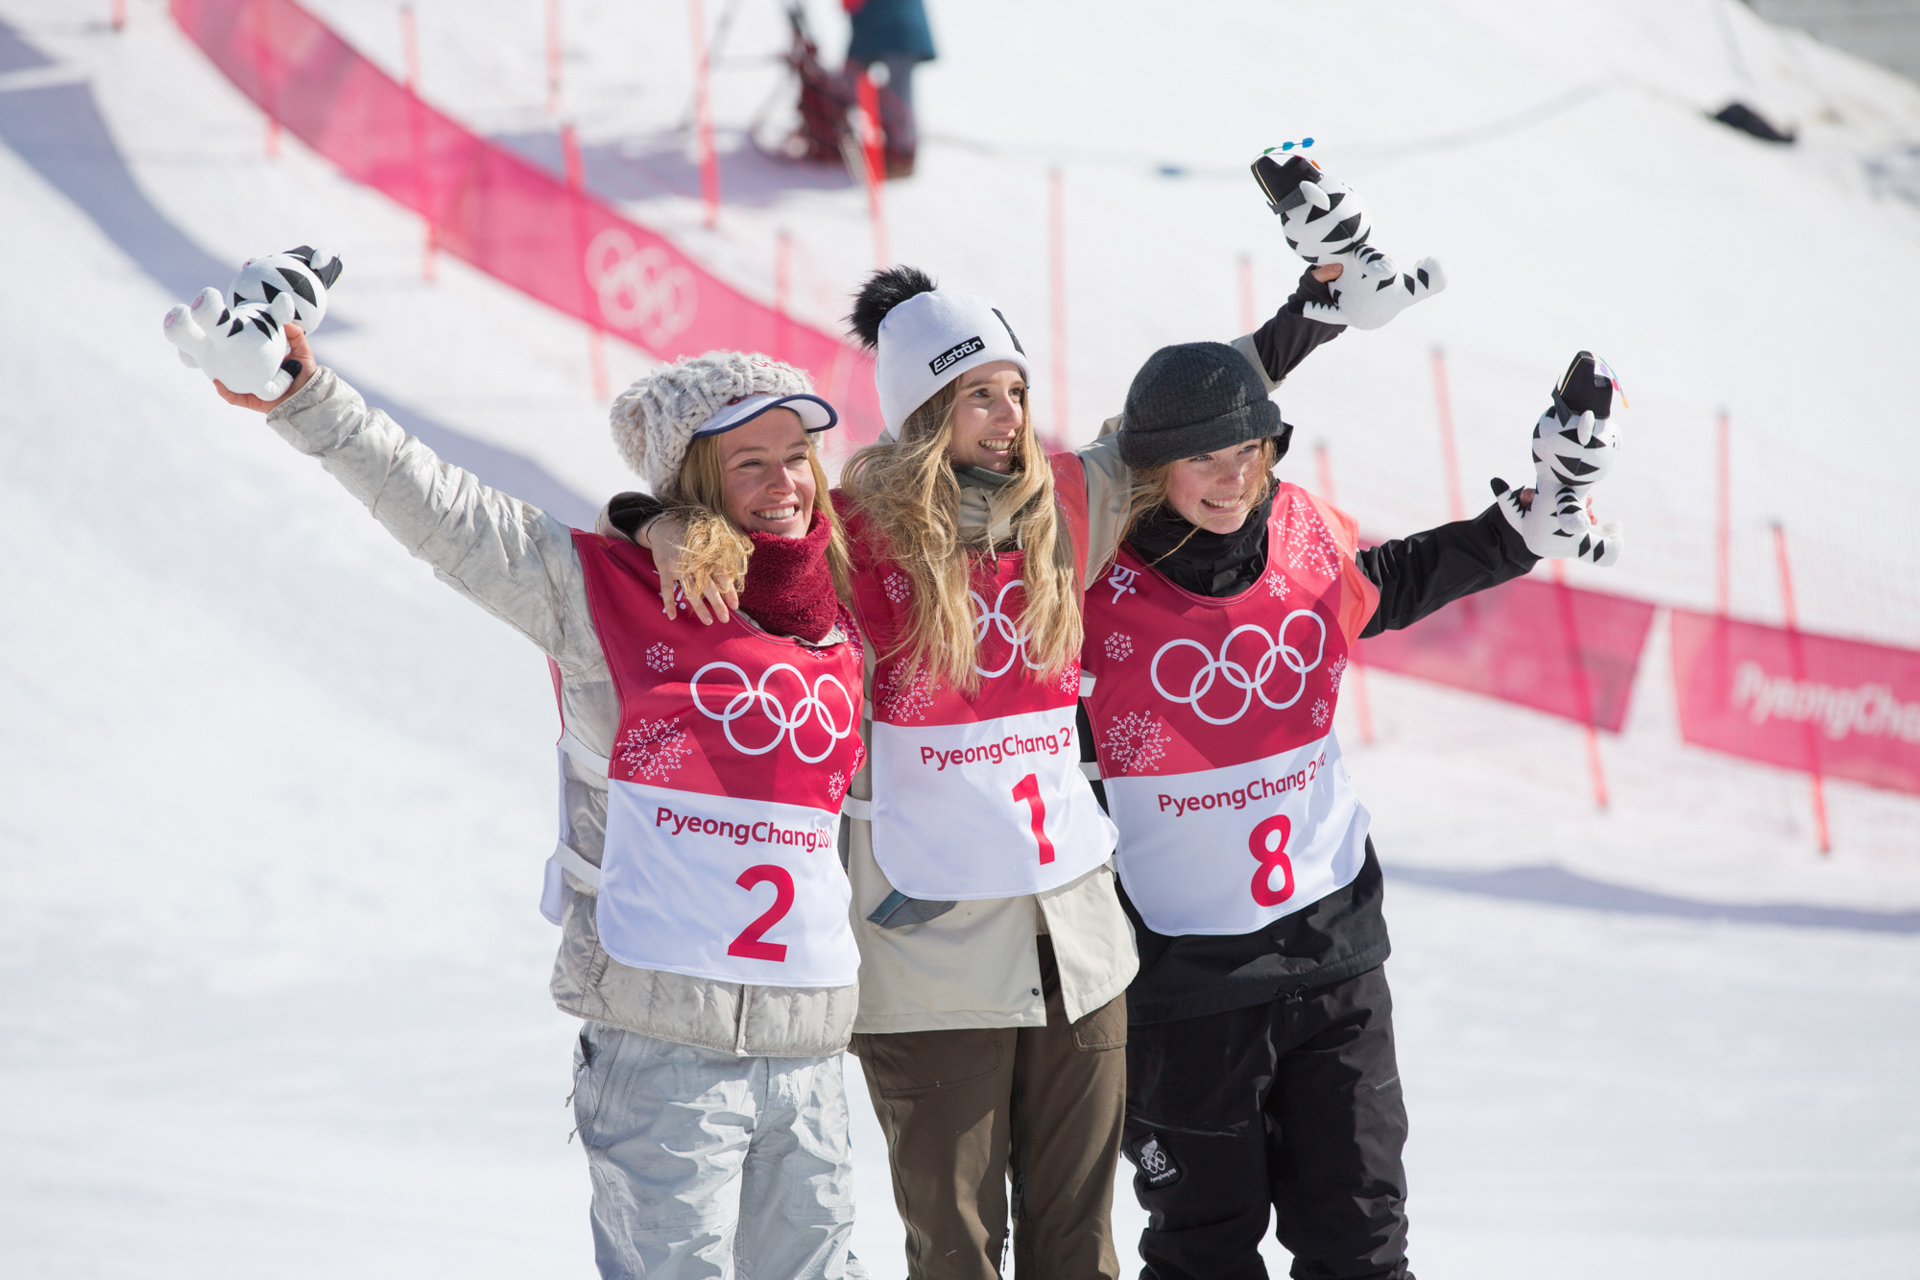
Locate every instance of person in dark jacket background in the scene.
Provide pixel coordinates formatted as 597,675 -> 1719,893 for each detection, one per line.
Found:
1080,344 -> 1624,1280
844,0 -> 935,176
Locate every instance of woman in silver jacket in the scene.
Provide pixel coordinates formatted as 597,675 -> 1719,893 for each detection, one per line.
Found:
211,327 -> 872,1280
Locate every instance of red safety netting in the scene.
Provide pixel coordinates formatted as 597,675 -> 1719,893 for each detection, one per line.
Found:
1357,573 -> 1658,732
1670,609 -> 1920,796
169,0 -> 884,441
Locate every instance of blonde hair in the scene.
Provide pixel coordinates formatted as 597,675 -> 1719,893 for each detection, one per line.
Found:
839,383 -> 1081,691
664,431 -> 851,606
1117,437 -> 1282,564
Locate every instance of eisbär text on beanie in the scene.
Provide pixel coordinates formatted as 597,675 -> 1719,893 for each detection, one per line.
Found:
1118,341 -> 1287,469
848,266 -> 1032,434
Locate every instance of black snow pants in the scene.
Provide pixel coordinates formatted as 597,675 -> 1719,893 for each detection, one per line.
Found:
1121,965 -> 1412,1280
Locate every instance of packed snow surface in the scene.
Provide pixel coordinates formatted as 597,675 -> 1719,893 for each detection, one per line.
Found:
0,1 -> 1915,1277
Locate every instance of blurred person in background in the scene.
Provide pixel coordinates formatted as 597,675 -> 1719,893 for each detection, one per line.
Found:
844,0 -> 935,177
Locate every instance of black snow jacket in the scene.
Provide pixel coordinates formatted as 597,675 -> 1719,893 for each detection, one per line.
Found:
1091,292 -> 1541,1025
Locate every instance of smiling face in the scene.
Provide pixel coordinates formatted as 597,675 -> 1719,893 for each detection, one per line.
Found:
711,407 -> 816,537
1163,438 -> 1271,535
944,361 -> 1028,473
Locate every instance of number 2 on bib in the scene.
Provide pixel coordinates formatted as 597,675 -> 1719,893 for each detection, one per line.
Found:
727,865 -> 795,961
1010,773 -> 1056,865
1248,814 -> 1295,906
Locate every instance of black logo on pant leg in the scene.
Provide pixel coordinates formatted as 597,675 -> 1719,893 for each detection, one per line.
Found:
1128,1133 -> 1182,1188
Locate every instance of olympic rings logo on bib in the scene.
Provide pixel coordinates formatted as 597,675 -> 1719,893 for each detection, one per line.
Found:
1149,611 -> 1327,725
690,661 -> 857,762
971,580 -> 1045,679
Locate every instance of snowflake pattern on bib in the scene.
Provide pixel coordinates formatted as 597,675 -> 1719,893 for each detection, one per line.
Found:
879,666 -> 934,723
827,770 -> 849,805
1055,662 -> 1081,697
1105,632 -> 1135,662
1103,710 -> 1171,776
1311,698 -> 1330,730
1283,492 -> 1343,580
883,571 -> 912,604
1327,655 -> 1347,693
645,643 -> 674,673
1266,572 -> 1290,600
615,719 -> 691,782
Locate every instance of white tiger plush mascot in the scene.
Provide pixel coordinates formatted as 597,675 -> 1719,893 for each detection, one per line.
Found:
1250,151 -> 1445,330
163,245 -> 343,400
1490,351 -> 1625,567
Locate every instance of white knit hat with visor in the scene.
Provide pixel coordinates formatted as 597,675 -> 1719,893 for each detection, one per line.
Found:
609,351 -> 836,495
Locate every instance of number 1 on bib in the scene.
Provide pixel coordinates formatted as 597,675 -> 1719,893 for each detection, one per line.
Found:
1010,773 -> 1056,865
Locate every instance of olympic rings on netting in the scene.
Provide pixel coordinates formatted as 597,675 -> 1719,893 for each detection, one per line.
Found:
689,661 -> 858,762
1148,611 -> 1328,725
584,228 -> 698,347
970,579 -> 1045,679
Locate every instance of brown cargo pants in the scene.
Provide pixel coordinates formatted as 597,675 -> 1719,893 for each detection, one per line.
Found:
850,936 -> 1127,1280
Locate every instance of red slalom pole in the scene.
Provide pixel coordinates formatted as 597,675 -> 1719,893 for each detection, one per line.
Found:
1773,522 -> 1832,854
1716,409 -> 1731,616
400,3 -> 421,92
1049,165 -> 1069,445
546,0 -> 563,114
1315,442 -> 1375,745
1429,347 -> 1465,522
688,0 -> 720,228
111,0 -> 126,32
400,4 -> 436,283
774,228 -> 793,361
856,70 -> 887,264
1550,559 -> 1610,810
1238,252 -> 1256,334
560,122 -> 607,402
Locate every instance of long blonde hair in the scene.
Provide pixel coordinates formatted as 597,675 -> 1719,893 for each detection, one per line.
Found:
1117,437 -> 1282,564
665,432 -> 852,606
839,385 -> 1081,690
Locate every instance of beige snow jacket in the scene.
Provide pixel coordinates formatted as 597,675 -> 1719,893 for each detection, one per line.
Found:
266,369 -> 859,1058
840,433 -> 1140,1034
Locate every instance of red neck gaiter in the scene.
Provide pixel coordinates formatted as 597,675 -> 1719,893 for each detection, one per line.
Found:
740,508 -> 839,643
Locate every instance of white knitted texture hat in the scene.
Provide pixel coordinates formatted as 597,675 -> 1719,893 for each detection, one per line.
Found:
875,290 -> 1032,434
610,351 -> 820,495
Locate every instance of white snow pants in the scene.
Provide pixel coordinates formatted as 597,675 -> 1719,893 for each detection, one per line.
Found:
571,1022 -> 869,1280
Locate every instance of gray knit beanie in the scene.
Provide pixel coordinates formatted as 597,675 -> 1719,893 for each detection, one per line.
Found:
1118,341 -> 1285,468
609,351 -> 829,496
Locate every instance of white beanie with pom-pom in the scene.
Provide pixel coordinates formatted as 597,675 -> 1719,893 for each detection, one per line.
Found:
609,351 -> 837,496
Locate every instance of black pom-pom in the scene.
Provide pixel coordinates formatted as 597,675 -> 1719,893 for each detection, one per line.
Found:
847,265 -> 937,350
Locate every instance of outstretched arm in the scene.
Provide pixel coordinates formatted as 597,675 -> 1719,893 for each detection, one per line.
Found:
1356,500 -> 1539,638
1237,266 -> 1347,391
220,327 -> 601,671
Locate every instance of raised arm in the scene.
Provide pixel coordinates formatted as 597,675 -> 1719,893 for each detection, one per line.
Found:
1355,504 -> 1537,637
225,328 -> 602,673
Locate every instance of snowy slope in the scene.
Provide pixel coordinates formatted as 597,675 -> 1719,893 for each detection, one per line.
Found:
0,2 -> 1916,1278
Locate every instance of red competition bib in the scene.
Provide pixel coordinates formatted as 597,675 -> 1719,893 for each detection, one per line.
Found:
1079,483 -> 1382,936
840,455 -> 1116,900
570,532 -> 865,986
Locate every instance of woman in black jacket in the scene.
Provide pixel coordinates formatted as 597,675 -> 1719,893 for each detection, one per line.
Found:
1079,346 -> 1620,1280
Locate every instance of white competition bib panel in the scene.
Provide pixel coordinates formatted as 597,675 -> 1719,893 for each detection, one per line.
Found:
1101,735 -> 1370,936
1080,484 -> 1381,936
866,704 -> 1113,901
569,531 -> 865,987
597,783 -> 857,984
843,472 -> 1116,901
